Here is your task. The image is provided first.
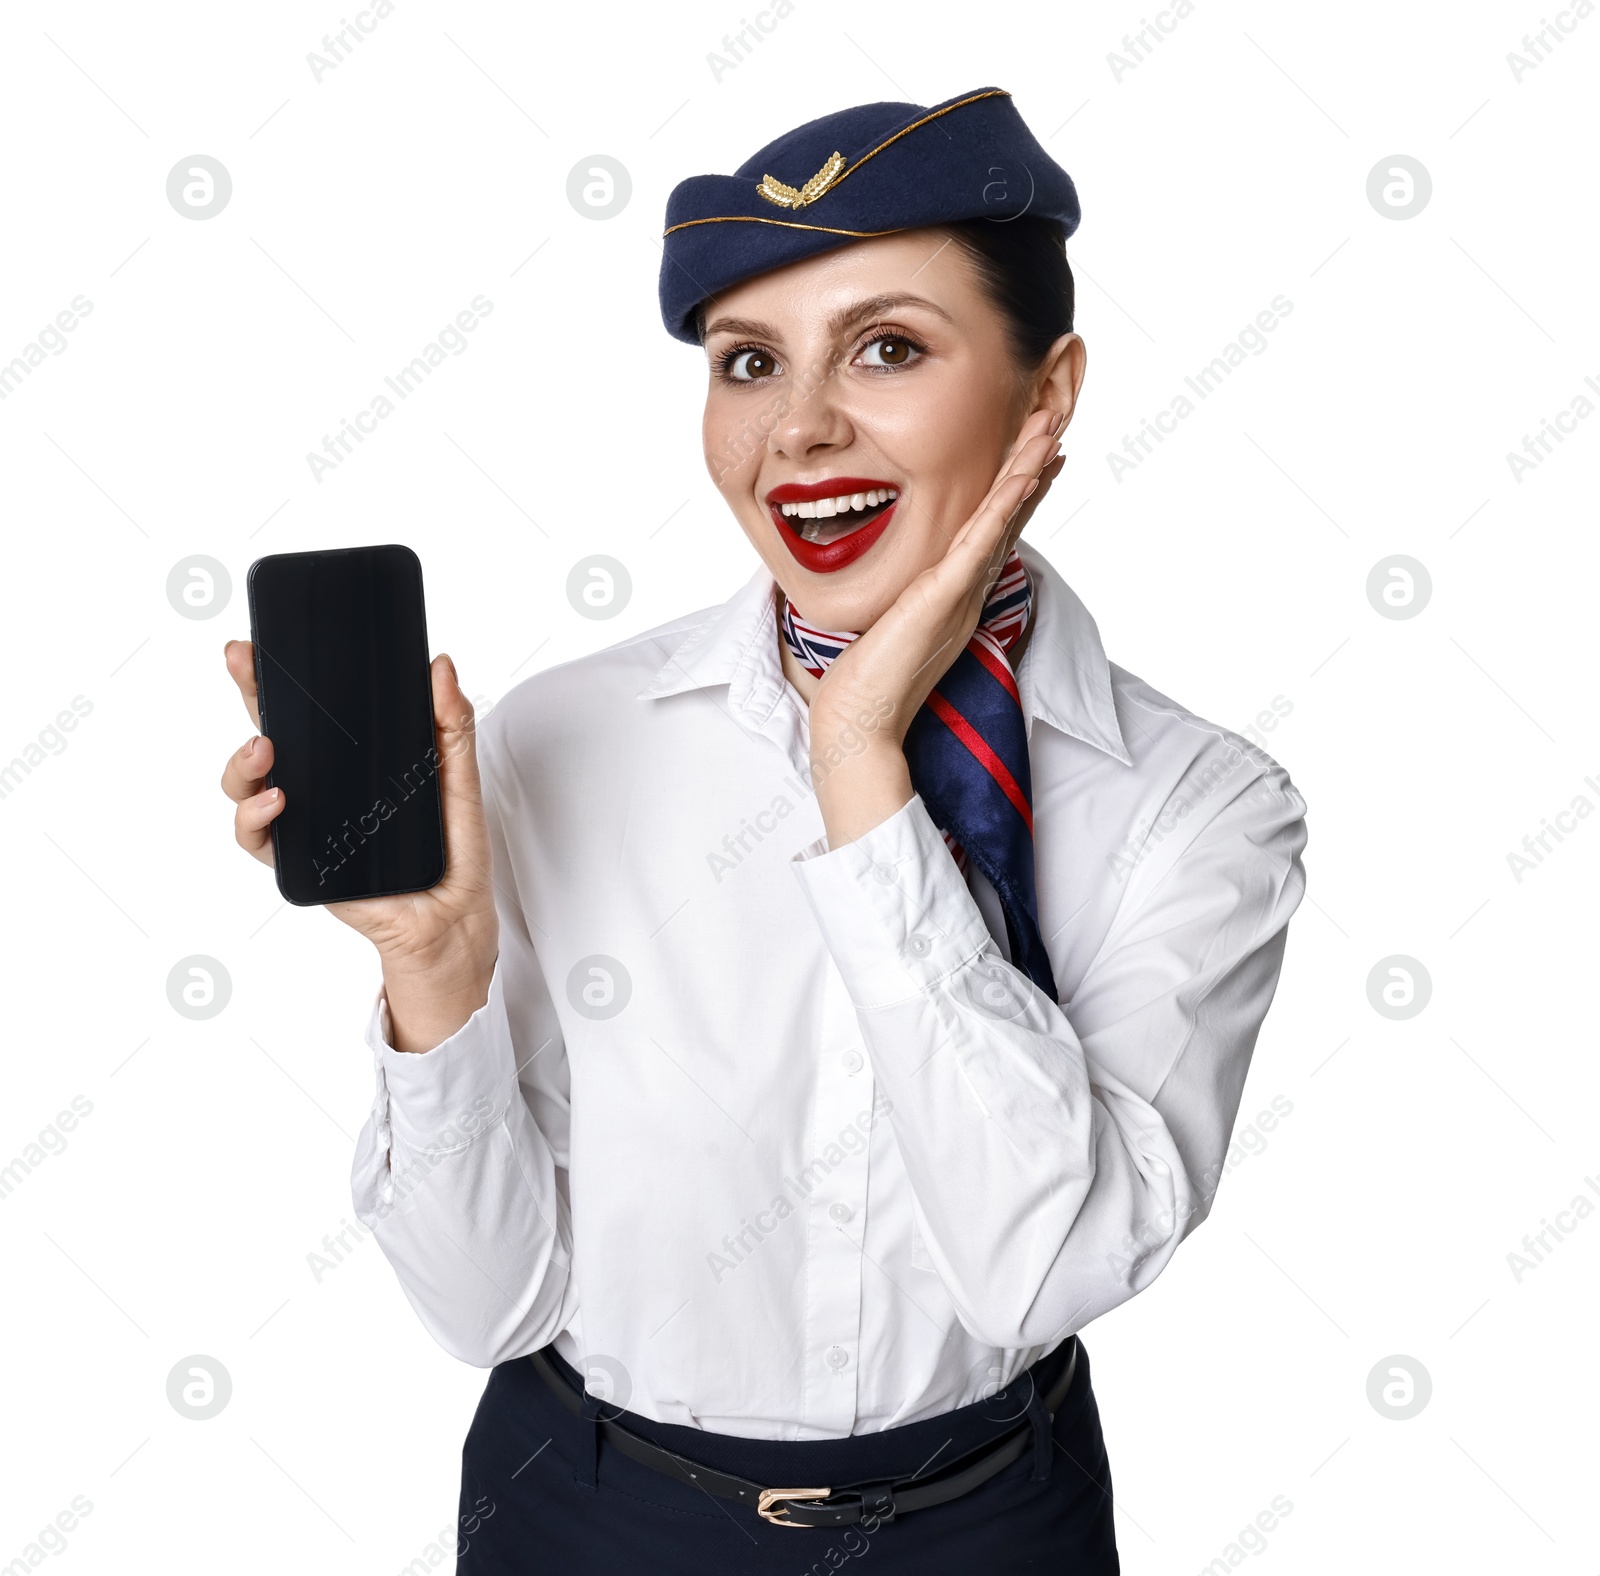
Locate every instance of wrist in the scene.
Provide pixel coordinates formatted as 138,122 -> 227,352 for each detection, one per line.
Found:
812,734 -> 913,849
380,924 -> 498,1054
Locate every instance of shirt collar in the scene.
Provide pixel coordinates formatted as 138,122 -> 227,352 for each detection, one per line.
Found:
1011,538 -> 1132,764
634,562 -> 789,722
635,537 -> 1132,767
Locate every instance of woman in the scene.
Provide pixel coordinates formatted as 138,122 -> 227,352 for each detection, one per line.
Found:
219,87 -> 1307,1572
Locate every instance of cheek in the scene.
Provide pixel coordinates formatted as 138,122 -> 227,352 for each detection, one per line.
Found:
868,378 -> 1009,520
702,396 -> 744,488
704,391 -> 783,498
702,398 -> 782,556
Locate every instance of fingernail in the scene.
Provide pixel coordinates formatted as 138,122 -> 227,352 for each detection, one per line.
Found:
245,737 -> 259,759
1023,479 -> 1040,500
261,787 -> 278,805
1050,411 -> 1067,435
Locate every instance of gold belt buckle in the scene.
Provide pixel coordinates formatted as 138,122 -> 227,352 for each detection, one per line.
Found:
757,1486 -> 832,1527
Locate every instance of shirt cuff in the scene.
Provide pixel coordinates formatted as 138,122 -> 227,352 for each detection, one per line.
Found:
364,955 -> 516,1154
789,793 -> 994,1009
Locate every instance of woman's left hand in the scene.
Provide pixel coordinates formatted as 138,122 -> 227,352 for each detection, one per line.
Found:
808,406 -> 1067,846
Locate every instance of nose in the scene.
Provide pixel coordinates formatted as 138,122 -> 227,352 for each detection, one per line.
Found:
766,354 -> 853,464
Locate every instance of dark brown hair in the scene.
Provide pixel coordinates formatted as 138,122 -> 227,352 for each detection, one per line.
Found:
941,215 -> 1075,373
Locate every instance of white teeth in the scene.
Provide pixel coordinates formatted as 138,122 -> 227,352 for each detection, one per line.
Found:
778,487 -> 900,519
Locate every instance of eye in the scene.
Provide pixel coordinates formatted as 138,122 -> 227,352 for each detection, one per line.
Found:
854,332 -> 923,370
717,345 -> 781,382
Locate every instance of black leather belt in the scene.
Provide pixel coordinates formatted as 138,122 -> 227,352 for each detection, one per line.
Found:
529,1337 -> 1078,1529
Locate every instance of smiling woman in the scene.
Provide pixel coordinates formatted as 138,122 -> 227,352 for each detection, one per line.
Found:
699,224 -> 1081,618
218,83 -> 1308,1576
692,222 -> 1088,868
700,234 -> 1079,609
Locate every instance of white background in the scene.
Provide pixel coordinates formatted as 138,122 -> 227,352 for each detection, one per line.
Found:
1,0 -> 1595,1570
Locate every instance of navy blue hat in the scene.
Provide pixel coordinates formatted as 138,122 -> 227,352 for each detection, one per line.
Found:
659,86 -> 1080,344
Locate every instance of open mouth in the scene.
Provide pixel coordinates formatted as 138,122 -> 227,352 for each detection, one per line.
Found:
764,476 -> 903,573
774,486 -> 900,545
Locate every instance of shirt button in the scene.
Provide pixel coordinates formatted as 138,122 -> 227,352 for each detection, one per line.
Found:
825,1346 -> 850,1371
829,1202 -> 853,1224
841,1049 -> 864,1074
907,933 -> 932,957
873,862 -> 898,885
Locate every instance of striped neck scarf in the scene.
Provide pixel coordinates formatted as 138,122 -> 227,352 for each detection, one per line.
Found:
780,549 -> 1033,679
778,547 -> 1058,998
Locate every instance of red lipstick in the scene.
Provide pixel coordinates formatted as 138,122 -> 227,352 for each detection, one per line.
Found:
764,477 -> 900,575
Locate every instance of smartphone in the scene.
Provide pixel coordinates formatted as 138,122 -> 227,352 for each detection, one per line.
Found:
246,544 -> 446,906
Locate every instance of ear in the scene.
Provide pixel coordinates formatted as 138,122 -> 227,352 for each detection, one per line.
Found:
1033,332 -> 1087,429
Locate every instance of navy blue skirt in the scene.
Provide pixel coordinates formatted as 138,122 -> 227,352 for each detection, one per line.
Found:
454,1339 -> 1120,1573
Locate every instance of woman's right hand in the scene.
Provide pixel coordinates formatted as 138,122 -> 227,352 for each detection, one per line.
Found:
220,640 -> 499,1053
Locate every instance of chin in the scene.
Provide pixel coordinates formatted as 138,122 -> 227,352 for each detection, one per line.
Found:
773,544 -> 924,633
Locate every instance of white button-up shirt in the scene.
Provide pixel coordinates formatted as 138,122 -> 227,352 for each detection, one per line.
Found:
350,539 -> 1308,1440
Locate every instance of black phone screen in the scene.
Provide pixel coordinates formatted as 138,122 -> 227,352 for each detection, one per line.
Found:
247,544 -> 446,906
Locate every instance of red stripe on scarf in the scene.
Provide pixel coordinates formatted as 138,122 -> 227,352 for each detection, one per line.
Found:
966,628 -> 1022,704
924,690 -> 1033,834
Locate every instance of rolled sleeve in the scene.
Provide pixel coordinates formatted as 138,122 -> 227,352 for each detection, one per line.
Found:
789,793 -> 994,1008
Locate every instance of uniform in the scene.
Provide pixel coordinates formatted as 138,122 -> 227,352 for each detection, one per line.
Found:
352,86 -> 1308,1572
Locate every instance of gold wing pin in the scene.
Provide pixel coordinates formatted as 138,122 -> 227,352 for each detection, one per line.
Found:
756,151 -> 846,209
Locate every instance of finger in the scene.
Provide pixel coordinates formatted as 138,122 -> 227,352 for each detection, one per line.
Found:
979,415 -> 1057,519
999,406 -> 1060,465
1001,452 -> 1066,556
1003,424 -> 1064,491
983,472 -> 1043,581
891,415 -> 1062,661
221,732 -> 275,803
234,785 -> 283,865
225,640 -> 261,729
959,419 -> 1064,544
433,655 -> 481,800
978,456 -> 1065,594
431,655 -> 492,881
949,432 -> 1062,570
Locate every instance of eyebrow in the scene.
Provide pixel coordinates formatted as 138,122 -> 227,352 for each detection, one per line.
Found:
702,291 -> 954,343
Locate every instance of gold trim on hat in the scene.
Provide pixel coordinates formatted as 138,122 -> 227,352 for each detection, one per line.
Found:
827,88 -> 1011,194
662,215 -> 909,239
663,87 -> 1012,237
